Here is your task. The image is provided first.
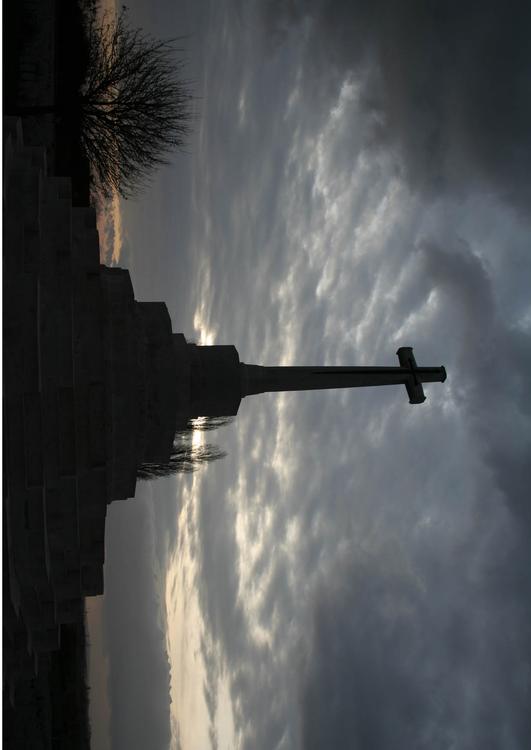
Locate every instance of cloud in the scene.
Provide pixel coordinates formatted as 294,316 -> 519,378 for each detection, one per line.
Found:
418,240 -> 531,523
96,189 -> 124,265
301,539 -> 531,750
180,6 -> 531,738
259,0 -> 531,215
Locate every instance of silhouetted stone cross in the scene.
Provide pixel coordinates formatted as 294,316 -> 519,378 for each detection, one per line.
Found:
241,347 -> 447,404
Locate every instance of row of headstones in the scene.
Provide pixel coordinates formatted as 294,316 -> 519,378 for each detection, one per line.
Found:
3,118 -> 109,691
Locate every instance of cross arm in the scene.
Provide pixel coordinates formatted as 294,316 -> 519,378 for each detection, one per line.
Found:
396,347 -> 447,404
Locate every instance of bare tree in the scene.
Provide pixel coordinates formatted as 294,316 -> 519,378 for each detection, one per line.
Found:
12,12 -> 193,197
80,13 -> 193,196
137,418 -> 233,480
137,442 -> 226,481
136,435 -> 227,480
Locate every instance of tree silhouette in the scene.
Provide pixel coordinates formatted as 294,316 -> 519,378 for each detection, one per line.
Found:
137,442 -> 226,480
137,418 -> 233,480
79,13 -> 193,197
12,12 -> 193,197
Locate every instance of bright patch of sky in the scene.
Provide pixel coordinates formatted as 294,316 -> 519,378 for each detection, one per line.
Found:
165,477 -> 216,750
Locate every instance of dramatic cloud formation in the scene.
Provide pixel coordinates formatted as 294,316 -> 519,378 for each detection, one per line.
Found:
419,241 -> 531,524
302,537 -> 531,749
261,0 -> 531,214
94,1 -> 531,748
175,2 -> 531,747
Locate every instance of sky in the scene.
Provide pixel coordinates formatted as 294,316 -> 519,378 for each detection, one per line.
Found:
87,2 -> 531,748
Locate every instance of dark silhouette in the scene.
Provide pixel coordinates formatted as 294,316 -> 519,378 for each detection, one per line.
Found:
137,418 -> 233,480
137,441 -> 226,480
79,12 -> 193,197
240,348 -> 446,404
12,12 -> 193,197
176,342 -> 446,422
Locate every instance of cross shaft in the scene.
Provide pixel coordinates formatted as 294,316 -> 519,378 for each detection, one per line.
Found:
241,348 -> 446,404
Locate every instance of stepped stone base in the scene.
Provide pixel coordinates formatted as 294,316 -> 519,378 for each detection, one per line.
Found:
3,115 -> 192,702
3,119 -> 110,697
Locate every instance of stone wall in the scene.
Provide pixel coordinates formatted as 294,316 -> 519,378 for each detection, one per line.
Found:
3,118 -> 108,697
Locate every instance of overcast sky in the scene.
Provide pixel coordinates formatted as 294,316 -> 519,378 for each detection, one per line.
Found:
88,2 -> 531,748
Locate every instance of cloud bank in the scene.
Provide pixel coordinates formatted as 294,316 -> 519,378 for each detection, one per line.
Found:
177,2 -> 531,747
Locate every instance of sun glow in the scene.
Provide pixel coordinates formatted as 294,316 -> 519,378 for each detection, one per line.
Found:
165,460 -> 238,750
190,417 -> 207,448
192,255 -> 217,346
193,306 -> 216,346
165,477 -> 211,750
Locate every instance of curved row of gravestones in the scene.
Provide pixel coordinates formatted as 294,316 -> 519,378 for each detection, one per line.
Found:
3,116 -> 107,696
